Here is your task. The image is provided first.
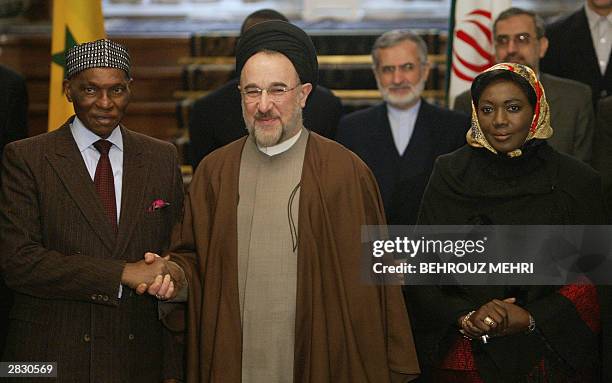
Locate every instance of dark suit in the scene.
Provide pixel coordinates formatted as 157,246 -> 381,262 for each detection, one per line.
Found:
593,96 -> 612,217
541,6 -> 612,108
453,73 -> 595,163
188,78 -> 343,169
0,65 -> 28,170
0,65 -> 27,359
0,120 -> 184,382
336,100 -> 469,225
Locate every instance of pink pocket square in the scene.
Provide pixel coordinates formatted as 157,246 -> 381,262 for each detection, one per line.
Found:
148,199 -> 170,212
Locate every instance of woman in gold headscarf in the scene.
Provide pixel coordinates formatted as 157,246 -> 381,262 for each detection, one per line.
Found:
404,63 -> 608,382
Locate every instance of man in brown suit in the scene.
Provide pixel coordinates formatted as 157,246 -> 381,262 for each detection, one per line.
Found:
0,39 -> 184,382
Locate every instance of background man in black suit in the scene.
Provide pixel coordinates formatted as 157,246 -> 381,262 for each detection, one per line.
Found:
336,30 -> 469,225
594,96 -> 612,215
0,65 -> 28,169
0,64 -> 27,359
188,9 -> 343,169
541,0 -> 612,110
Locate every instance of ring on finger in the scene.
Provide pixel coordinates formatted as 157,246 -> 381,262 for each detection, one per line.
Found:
483,316 -> 496,326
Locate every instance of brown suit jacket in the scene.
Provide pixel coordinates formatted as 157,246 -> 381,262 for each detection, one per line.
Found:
0,119 -> 184,382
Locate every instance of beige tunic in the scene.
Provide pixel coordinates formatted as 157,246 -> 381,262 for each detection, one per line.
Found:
170,131 -> 420,383
237,130 -> 308,383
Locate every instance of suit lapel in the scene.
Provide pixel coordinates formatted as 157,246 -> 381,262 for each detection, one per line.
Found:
46,122 -> 116,252
400,100 -> 434,178
114,127 -> 150,258
604,40 -> 612,96
376,103 -> 401,159
540,74 -> 560,105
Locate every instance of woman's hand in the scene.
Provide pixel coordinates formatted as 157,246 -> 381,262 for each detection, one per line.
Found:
458,297 -> 531,339
494,298 -> 531,336
460,299 -> 510,338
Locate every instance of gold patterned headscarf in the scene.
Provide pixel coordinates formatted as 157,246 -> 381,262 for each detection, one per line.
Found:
466,62 -> 552,157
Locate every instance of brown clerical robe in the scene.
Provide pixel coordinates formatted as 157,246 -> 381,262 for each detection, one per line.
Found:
168,132 -> 420,383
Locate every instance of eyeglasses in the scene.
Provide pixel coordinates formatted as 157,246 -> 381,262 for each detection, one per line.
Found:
238,84 -> 300,103
495,33 -> 536,47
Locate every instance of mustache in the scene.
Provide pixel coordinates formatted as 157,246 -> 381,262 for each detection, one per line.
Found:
254,111 -> 280,119
503,54 -> 524,62
387,84 -> 414,91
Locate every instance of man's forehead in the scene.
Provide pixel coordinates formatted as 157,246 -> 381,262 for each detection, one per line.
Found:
377,42 -> 420,64
240,51 -> 299,83
495,15 -> 536,35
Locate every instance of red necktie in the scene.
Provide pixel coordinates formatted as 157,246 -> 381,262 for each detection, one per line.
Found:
93,140 -> 118,232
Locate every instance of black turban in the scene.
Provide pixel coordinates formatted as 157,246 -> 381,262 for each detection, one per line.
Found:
235,20 -> 318,88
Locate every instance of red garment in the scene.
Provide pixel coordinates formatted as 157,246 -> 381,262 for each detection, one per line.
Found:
437,282 -> 601,383
559,284 -> 600,333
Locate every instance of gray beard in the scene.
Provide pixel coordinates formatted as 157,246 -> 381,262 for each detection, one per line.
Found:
244,106 -> 304,148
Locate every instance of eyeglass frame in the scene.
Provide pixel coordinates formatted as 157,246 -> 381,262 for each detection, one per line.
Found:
494,32 -> 541,47
237,83 -> 302,103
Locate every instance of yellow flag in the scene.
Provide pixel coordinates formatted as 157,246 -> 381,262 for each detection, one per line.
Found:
48,0 -> 105,131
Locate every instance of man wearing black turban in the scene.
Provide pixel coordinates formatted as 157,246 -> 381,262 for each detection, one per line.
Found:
235,20 -> 319,88
187,13 -> 342,169
162,20 -> 420,383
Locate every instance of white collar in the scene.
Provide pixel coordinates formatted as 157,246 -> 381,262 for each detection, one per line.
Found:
585,4 -> 612,28
70,116 -> 123,153
257,128 -> 303,156
387,99 -> 421,119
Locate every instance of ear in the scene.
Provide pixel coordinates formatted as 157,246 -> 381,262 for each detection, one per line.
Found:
126,77 -> 134,98
538,36 -> 549,58
299,83 -> 313,108
421,62 -> 431,82
63,79 -> 73,102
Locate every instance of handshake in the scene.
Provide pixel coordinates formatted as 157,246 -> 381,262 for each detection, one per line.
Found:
120,252 -> 186,301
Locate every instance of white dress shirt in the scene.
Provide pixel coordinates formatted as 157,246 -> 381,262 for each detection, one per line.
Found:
585,4 -> 612,75
387,100 -> 421,156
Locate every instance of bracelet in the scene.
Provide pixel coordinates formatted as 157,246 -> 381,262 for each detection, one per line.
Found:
461,310 -> 476,330
525,314 -> 536,333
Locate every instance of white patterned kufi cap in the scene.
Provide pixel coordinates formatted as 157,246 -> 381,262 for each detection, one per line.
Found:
65,39 -> 131,79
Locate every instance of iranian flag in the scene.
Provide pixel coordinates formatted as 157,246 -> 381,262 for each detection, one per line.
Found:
447,0 -> 512,108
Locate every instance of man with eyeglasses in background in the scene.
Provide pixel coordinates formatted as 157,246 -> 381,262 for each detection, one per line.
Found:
336,30 -> 469,226
149,21 -> 420,382
454,7 -> 596,164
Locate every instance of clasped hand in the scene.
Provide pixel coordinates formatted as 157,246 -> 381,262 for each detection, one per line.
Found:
121,252 -> 184,300
458,297 -> 531,340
